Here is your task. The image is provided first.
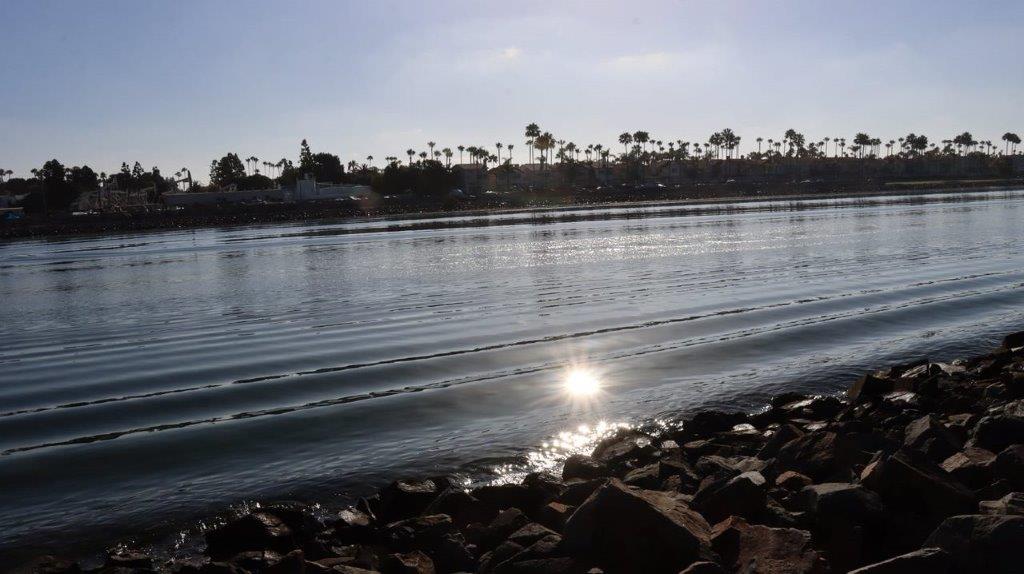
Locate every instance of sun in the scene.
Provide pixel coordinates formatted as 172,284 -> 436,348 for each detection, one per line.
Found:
564,368 -> 601,397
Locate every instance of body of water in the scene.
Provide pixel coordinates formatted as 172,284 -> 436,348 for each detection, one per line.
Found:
3,190 -> 1024,562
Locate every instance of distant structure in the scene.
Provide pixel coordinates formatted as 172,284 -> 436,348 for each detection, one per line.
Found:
162,175 -> 373,207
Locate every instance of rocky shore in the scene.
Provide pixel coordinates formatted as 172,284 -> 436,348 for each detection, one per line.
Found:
21,332 -> 1024,574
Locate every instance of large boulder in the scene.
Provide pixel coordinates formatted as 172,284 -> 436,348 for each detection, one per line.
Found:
846,547 -> 950,574
848,373 -> 893,402
798,483 -> 884,526
979,492 -> 1024,516
861,449 -> 975,525
774,431 -> 839,481
561,455 -> 606,481
993,444 -> 1024,488
691,471 -> 767,524
590,430 -> 655,468
205,512 -> 296,559
709,516 -> 822,574
970,415 -> 1024,453
904,415 -> 963,462
562,478 -> 714,573
378,479 -> 443,523
940,447 -> 996,489
382,550 -> 435,574
924,514 -> 1024,573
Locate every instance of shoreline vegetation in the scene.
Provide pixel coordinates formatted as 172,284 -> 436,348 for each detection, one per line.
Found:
3,178 -> 1023,240
20,331 -> 1024,573
2,125 -> 1023,240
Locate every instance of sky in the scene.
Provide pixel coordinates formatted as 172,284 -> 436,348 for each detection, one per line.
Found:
2,0 -> 1023,181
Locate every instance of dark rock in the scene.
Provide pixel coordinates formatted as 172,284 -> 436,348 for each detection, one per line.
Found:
480,508 -> 531,551
434,534 -> 477,573
262,502 -> 324,541
904,415 -> 964,462
479,541 -> 525,573
230,550 -> 286,571
757,424 -> 805,460
924,514 -> 1024,573
495,557 -> 577,574
681,411 -> 748,440
205,512 -> 296,559
507,523 -> 558,548
993,444 -> 1024,488
556,479 -> 605,507
19,556 -> 82,574
562,478 -> 714,574
382,550 -> 435,574
622,462 -> 662,488
382,514 -> 453,551
1001,331 -> 1024,350
970,415 -> 1024,453
473,484 -> 546,515
846,547 -> 950,574
378,479 -> 442,523
331,508 -> 376,544
775,471 -> 812,491
678,562 -> 727,574
940,447 -> 996,489
692,471 -> 767,524
590,430 -> 655,468
423,488 -> 490,528
848,373 -> 893,402
537,502 -> 574,531
709,516 -> 821,574
980,492 -> 1024,515
861,449 -> 975,524
798,483 -> 884,526
774,431 -> 839,481
105,550 -> 153,569
264,549 -> 305,574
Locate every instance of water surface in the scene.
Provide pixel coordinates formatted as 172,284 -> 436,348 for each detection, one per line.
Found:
2,190 -> 1024,560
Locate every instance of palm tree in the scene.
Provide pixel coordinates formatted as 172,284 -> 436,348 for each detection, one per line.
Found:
525,123 -> 541,163
458,145 -> 465,164
406,149 -> 415,166
427,141 -> 436,159
496,142 -> 503,164
506,144 -> 514,164
618,132 -> 633,156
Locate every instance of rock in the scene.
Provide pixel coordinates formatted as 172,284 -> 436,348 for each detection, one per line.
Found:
757,424 -> 805,460
556,479 -> 605,507
709,516 -> 821,574
775,471 -> 812,491
970,415 -> 1024,453
565,454 -> 602,480
798,483 -> 884,526
382,514 -> 453,550
537,502 -> 573,531
105,550 -> 153,569
382,550 -> 435,574
473,484 -> 547,514
691,471 -> 767,524
495,557 -> 578,574
774,431 -> 839,481
474,507 -> 530,550
861,449 -> 975,525
479,541 -> 526,573
904,415 -> 964,462
18,556 -> 82,574
940,447 -> 996,489
590,430 -> 656,468
331,508 -> 376,544
980,492 -> 1024,515
678,561 -> 727,574
623,462 -> 662,488
422,488 -> 490,528
230,550 -> 286,571
264,549 -> 305,574
205,512 -> 296,559
378,479 -> 442,522
681,411 -> 748,440
1002,331 -> 1024,350
434,534 -> 478,573
846,547 -> 950,573
563,478 -> 714,574
848,373 -> 893,402
924,514 -> 1024,573
507,523 -> 558,548
993,444 -> 1024,488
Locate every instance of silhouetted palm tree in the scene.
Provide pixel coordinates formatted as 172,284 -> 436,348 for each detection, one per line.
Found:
406,149 -> 415,166
458,145 -> 465,164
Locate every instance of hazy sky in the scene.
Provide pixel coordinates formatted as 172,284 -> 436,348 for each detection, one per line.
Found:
2,0 -> 1022,181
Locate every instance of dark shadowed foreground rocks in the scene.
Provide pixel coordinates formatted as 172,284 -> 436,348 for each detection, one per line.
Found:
20,330 -> 1024,573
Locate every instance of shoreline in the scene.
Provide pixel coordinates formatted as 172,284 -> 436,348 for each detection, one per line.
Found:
20,330 -> 1024,573
3,179 -> 1022,241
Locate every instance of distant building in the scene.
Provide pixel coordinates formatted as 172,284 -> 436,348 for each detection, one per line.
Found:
162,177 -> 373,207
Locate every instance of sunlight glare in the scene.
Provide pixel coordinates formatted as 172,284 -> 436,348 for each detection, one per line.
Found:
565,368 -> 601,397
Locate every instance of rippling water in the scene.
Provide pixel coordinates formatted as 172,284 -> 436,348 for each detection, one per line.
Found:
3,190 -> 1024,561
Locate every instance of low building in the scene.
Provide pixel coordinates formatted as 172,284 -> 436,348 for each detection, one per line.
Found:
162,177 -> 373,207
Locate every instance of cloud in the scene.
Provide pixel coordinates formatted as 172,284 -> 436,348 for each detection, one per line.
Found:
606,51 -> 677,71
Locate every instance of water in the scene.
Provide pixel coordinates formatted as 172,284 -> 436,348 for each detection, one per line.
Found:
2,190 -> 1024,562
